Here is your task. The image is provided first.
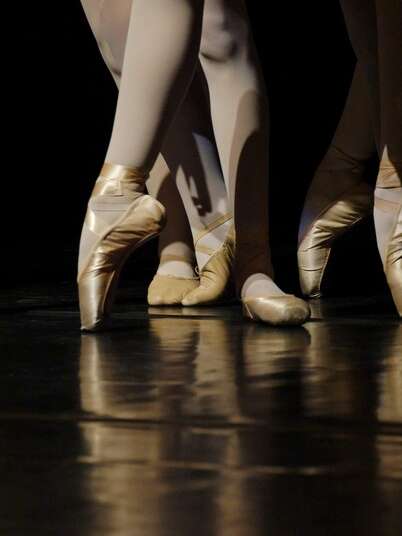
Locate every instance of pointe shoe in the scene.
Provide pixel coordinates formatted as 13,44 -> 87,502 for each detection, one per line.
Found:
242,295 -> 311,326
147,273 -> 199,305
298,181 -> 373,297
376,160 -> 402,317
181,223 -> 236,306
77,162 -> 166,331
385,205 -> 402,316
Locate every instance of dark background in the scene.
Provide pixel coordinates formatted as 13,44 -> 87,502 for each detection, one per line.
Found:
3,1 -> 388,299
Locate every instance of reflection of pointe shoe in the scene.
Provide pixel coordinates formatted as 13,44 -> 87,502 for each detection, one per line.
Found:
147,273 -> 199,305
181,223 -> 236,306
298,181 -> 373,297
77,162 -> 166,331
242,295 -> 311,326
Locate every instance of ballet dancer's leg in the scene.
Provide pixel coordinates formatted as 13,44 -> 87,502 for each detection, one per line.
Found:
197,0 -> 310,323
298,64 -> 376,297
158,66 -> 235,305
77,0 -> 204,329
340,0 -> 402,314
146,158 -> 200,303
339,0 -> 380,145
374,0 -> 402,314
81,0 -> 234,306
103,0 -> 203,169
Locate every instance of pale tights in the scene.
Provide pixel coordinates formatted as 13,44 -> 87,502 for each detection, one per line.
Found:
81,0 -> 231,279
81,0 -> 288,301
199,0 -> 283,299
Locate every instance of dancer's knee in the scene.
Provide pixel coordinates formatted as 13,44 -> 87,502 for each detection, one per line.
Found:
200,0 -> 248,62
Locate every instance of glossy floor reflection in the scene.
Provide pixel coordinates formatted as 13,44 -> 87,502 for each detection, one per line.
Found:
1,286 -> 401,535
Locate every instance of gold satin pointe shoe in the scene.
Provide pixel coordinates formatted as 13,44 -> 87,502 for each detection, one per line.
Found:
181,223 -> 236,306
376,161 -> 402,317
385,208 -> 402,316
147,273 -> 199,305
242,295 -> 311,326
298,181 -> 373,297
77,162 -> 166,331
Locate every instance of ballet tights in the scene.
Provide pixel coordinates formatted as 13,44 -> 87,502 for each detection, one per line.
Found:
82,0 -> 291,303
299,63 -> 377,243
373,0 -> 402,268
147,158 -> 196,279
339,0 -> 402,268
326,63 -> 377,161
199,0 -> 284,299
152,66 -> 232,273
80,0 -> 231,279
103,0 -> 203,171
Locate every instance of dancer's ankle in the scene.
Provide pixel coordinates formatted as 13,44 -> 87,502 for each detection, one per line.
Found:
241,273 -> 285,300
157,258 -> 197,279
93,161 -> 150,198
